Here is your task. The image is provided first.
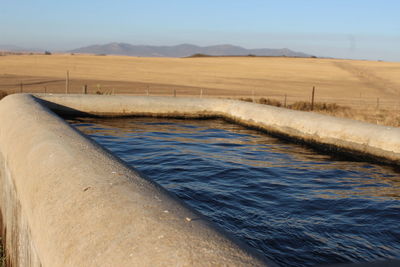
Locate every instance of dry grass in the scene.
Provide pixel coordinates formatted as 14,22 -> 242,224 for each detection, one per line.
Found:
288,101 -> 349,112
0,237 -> 4,267
258,97 -> 283,107
0,90 -> 7,100
240,97 -> 400,127
0,54 -> 399,126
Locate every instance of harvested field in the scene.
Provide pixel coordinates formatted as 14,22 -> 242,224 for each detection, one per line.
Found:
0,54 -> 399,126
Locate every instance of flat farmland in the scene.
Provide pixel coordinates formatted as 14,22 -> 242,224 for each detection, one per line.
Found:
1,54 -> 400,125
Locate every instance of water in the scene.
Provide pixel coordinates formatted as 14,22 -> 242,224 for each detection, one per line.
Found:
68,117 -> 400,267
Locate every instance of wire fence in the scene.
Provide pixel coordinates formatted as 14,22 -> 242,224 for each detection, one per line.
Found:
1,79 -> 399,111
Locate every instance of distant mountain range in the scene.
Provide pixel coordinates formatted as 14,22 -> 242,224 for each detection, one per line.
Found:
0,42 -> 314,58
69,43 -> 313,58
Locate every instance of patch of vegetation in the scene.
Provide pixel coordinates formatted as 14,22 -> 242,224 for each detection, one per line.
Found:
258,97 -> 282,107
239,97 -> 253,102
239,97 -> 283,107
95,89 -> 113,95
239,97 -> 350,114
240,97 -> 349,112
0,90 -> 8,100
44,51 -> 52,55
240,97 -> 400,127
288,101 -> 350,112
187,53 -> 211,58
0,237 -> 5,267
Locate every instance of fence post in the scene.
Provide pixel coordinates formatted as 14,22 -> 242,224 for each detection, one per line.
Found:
147,86 -> 149,96
65,70 -> 69,94
44,86 -> 47,94
82,85 -> 87,94
174,89 -> 176,97
311,86 -> 315,111
200,88 -> 203,98
284,94 -> 287,108
376,97 -> 380,110
20,82 -> 23,93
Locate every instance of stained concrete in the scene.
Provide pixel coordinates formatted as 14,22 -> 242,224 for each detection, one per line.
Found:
0,94 -> 274,266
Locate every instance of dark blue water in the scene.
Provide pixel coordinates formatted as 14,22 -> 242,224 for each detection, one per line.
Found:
68,117 -> 400,267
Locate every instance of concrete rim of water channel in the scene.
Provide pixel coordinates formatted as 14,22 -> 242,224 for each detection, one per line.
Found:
0,93 -> 275,267
1,92 -> 400,267
37,93 -> 400,165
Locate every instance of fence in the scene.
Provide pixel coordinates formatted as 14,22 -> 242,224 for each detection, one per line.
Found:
1,79 -> 399,112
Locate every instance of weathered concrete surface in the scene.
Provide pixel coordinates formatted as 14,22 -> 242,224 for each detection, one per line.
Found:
1,93 -> 399,267
0,94 -> 274,266
38,94 -> 400,164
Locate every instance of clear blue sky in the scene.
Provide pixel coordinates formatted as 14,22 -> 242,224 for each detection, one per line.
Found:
1,0 -> 399,61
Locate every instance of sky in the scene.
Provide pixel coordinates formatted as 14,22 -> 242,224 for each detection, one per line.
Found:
1,0 -> 399,61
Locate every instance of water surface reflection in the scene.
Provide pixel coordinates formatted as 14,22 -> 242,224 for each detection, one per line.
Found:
69,117 -> 400,267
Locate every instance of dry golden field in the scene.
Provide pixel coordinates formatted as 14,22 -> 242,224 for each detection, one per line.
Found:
0,54 -> 400,126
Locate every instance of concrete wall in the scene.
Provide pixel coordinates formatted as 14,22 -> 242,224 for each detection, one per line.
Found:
39,94 -> 400,164
0,94 -> 273,266
1,93 -> 399,266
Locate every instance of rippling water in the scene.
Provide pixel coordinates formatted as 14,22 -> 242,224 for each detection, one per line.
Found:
68,117 -> 400,267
